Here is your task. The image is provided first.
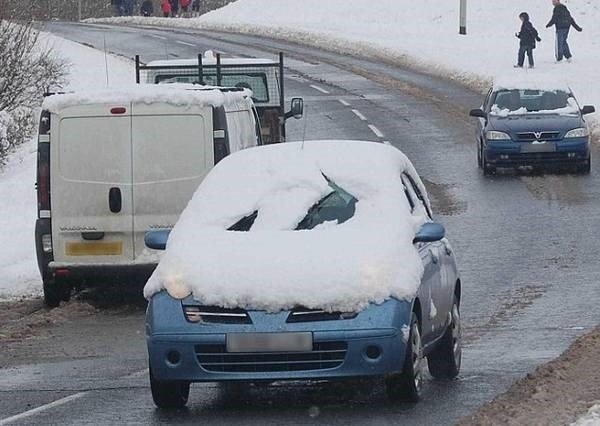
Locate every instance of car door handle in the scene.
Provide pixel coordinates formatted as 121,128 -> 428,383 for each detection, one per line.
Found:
429,249 -> 439,264
109,187 -> 122,213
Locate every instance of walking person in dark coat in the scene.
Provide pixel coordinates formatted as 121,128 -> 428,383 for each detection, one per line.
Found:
141,0 -> 154,16
514,12 -> 541,69
546,0 -> 582,62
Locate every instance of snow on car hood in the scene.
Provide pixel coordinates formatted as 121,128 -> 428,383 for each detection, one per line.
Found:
143,140 -> 429,312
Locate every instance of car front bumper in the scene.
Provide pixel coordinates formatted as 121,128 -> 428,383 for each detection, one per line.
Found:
484,138 -> 589,167
148,329 -> 406,382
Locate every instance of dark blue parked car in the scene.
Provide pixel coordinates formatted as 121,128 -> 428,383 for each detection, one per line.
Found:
143,141 -> 462,408
470,83 -> 595,175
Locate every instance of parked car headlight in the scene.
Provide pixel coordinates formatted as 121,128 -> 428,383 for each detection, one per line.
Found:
564,127 -> 589,138
485,131 -> 511,141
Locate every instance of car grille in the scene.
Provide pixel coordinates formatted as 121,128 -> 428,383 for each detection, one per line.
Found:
196,341 -> 348,372
286,309 -> 345,323
517,131 -> 561,141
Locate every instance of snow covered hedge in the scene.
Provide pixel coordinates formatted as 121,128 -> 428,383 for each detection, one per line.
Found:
0,20 -> 67,164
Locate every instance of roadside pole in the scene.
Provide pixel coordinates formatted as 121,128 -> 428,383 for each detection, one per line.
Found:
78,0 -> 82,21
459,0 -> 467,35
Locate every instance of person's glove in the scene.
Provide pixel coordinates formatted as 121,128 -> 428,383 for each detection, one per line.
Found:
537,37 -> 542,42
515,32 -> 519,38
577,27 -> 583,32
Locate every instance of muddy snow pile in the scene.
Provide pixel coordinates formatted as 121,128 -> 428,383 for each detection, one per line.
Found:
89,0 -> 599,131
144,140 -> 429,312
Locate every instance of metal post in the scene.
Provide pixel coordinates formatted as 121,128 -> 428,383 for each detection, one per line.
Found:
216,53 -> 222,86
197,53 -> 203,85
459,0 -> 467,35
78,0 -> 82,21
135,55 -> 140,84
279,52 -> 285,141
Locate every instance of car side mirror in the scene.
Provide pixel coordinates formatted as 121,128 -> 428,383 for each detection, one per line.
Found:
413,222 -> 445,244
469,109 -> 487,119
145,230 -> 171,250
581,105 -> 595,115
285,97 -> 304,120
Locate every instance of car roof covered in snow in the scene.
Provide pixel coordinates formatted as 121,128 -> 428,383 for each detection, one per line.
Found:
493,74 -> 572,93
144,140 -> 431,313
42,84 -> 252,113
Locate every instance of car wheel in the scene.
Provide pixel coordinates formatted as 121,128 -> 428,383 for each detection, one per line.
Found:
477,143 -> 483,168
150,367 -> 190,409
577,157 -> 591,175
386,312 -> 423,403
482,161 -> 494,176
43,279 -> 71,308
427,296 -> 461,379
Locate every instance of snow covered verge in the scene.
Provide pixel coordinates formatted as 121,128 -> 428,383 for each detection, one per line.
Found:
88,0 -> 600,133
0,34 -> 133,300
144,141 -> 429,312
573,405 -> 600,426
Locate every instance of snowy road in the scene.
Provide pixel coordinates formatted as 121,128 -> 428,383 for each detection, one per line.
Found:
2,22 -> 600,425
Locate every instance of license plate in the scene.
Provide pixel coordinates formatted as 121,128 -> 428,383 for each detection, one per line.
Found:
65,241 -> 123,256
226,332 -> 313,353
521,142 -> 556,153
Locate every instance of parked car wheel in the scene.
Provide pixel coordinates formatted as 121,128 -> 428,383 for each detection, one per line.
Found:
386,312 -> 423,402
150,367 -> 190,409
43,279 -> 71,308
427,296 -> 461,379
477,143 -> 483,168
482,161 -> 495,176
577,157 -> 591,175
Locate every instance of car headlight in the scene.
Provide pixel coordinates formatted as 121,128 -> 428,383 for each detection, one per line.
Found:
485,131 -> 511,141
564,127 -> 589,138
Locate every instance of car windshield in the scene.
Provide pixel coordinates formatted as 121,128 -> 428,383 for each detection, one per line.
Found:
228,179 -> 357,232
490,89 -> 576,115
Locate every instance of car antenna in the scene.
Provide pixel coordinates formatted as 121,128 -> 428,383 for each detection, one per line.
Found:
301,104 -> 308,150
103,34 -> 110,86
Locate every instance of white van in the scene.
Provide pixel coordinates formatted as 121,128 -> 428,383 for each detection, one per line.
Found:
35,84 -> 261,306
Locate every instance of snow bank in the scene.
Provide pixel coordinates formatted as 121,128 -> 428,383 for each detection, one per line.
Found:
144,140 -> 429,312
572,404 -> 600,426
0,33 -> 133,300
43,84 -> 252,113
88,0 -> 599,131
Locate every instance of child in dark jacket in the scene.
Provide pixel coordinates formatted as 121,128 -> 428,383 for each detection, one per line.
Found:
515,12 -> 542,68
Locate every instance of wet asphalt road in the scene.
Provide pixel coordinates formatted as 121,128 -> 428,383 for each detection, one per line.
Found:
1,22 -> 600,425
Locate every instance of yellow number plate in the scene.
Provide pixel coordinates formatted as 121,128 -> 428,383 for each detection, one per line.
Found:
65,241 -> 123,256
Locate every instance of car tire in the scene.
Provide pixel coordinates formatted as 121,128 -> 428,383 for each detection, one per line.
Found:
427,296 -> 461,379
43,279 -> 71,308
477,143 -> 483,169
386,312 -> 423,403
482,161 -> 494,176
577,157 -> 591,175
150,367 -> 190,409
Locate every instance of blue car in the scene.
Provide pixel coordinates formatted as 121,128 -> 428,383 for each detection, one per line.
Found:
143,141 -> 462,408
470,82 -> 595,175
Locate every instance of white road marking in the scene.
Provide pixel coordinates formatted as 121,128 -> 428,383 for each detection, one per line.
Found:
0,392 -> 87,425
368,124 -> 385,138
149,34 -> 167,40
310,84 -> 330,94
351,109 -> 367,121
175,40 -> 195,47
338,99 -> 351,106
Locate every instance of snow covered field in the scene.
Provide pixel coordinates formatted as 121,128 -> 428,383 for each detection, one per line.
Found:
90,0 -> 599,131
0,35 -> 133,300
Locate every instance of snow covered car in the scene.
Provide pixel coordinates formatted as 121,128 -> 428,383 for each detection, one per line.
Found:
470,78 -> 595,175
143,141 -> 462,408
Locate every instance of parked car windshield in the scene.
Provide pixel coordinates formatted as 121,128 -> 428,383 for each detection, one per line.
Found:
228,180 -> 357,232
491,89 -> 575,114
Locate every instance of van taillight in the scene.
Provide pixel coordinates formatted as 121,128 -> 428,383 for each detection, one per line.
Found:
110,107 -> 126,115
37,110 -> 51,214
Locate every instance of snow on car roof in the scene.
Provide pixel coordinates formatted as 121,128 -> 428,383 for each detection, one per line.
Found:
144,140 -> 431,312
42,84 -> 252,113
493,74 -> 571,93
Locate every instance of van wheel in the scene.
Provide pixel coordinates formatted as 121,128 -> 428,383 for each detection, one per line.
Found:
386,313 -> 423,403
43,279 -> 70,308
150,367 -> 190,409
427,297 -> 461,379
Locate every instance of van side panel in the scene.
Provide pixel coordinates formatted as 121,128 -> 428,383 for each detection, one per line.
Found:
226,102 -> 259,153
130,103 -> 214,259
51,104 -> 135,265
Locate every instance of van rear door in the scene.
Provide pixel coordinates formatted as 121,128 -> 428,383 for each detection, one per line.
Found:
130,103 -> 214,259
51,104 -> 134,264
